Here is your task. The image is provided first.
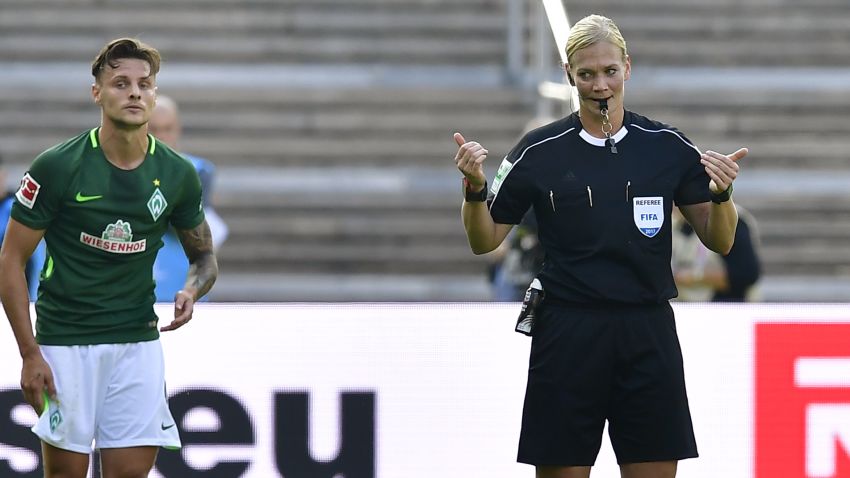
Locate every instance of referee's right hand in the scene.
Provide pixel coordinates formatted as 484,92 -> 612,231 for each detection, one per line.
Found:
454,132 -> 488,191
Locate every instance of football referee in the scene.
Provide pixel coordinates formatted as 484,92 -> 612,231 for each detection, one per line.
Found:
454,14 -> 746,478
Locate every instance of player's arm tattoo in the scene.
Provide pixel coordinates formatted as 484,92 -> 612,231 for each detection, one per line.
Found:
176,219 -> 219,300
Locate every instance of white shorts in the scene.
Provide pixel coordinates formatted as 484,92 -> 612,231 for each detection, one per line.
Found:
32,340 -> 181,454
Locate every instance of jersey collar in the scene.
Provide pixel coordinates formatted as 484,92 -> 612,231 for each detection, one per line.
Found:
578,125 -> 629,147
88,127 -> 157,155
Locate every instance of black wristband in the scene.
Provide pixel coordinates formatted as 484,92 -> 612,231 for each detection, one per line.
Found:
463,178 -> 488,202
711,183 -> 733,204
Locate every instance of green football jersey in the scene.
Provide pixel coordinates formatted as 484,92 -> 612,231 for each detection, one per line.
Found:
11,128 -> 205,345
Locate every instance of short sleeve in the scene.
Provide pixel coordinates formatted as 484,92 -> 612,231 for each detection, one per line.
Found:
10,150 -> 66,230
673,146 -> 711,206
169,163 -> 206,230
488,139 -> 535,225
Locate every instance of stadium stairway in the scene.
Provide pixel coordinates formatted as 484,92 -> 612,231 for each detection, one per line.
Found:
565,0 -> 850,67
0,0 -> 509,65
1,0 -> 849,301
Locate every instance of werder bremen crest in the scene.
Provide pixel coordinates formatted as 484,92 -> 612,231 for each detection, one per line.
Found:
147,188 -> 168,221
49,405 -> 63,433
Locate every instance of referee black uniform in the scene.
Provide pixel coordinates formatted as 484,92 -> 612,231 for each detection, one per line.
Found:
489,110 -> 707,466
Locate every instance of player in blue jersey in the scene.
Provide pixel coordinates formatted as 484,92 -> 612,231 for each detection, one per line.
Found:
149,94 -> 229,302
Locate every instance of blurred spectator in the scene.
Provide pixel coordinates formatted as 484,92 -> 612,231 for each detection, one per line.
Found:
0,153 -> 46,301
490,212 -> 544,301
149,95 -> 229,301
671,205 -> 761,301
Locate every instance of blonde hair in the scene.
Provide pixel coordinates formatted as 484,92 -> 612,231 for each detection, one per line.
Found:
565,14 -> 628,67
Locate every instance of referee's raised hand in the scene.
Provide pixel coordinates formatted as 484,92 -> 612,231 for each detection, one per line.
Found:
701,147 -> 748,193
454,132 -> 488,191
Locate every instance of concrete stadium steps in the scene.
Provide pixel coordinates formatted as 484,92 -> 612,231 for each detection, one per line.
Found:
173,86 -> 528,167
0,0 -> 508,65
211,272 -> 493,302
210,167 -> 850,301
208,166 -> 494,291
211,166 -> 489,277
0,0 -> 848,300
625,88 -> 850,170
216,204 -> 486,275
733,170 -> 850,287
5,0 -> 845,67
736,196 -> 850,277
3,79 -> 850,300
210,170 -> 850,298
566,0 -> 850,66
7,83 -> 850,170
0,86 -> 531,169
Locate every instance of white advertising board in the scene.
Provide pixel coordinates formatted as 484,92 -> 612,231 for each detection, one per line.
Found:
1,303 -> 849,477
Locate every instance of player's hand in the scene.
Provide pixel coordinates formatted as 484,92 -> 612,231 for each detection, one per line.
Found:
454,132 -> 488,190
701,148 -> 748,193
21,353 -> 56,414
161,289 -> 195,332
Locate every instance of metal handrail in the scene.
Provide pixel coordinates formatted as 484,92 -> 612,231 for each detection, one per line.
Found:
505,0 -> 578,119
537,0 -> 578,116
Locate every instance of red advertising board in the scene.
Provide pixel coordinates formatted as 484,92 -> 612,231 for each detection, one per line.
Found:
756,323 -> 850,478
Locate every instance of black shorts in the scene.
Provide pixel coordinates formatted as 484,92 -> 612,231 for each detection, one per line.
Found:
517,300 -> 698,466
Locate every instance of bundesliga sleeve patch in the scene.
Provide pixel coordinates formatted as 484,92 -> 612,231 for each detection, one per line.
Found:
490,158 -> 513,195
15,173 -> 41,209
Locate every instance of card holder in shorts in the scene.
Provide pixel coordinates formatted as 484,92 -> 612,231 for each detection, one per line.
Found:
515,278 -> 544,336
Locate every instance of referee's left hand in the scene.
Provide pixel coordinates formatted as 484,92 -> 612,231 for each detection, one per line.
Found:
161,289 -> 195,332
701,148 -> 748,193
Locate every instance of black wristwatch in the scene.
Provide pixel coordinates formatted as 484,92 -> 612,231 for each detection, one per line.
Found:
463,178 -> 488,202
711,184 -> 733,204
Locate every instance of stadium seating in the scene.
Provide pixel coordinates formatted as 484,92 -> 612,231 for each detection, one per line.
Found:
0,0 -> 848,301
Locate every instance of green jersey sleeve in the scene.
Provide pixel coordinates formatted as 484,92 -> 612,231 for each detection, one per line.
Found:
169,159 -> 205,230
11,146 -> 71,230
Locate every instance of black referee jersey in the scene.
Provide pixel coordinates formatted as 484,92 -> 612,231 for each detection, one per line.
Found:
488,110 -> 711,305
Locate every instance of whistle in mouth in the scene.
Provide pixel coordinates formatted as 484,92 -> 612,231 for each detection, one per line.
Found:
596,98 -> 609,112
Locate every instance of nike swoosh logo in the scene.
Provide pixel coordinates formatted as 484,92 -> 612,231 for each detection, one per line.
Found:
75,192 -> 103,202
161,423 -> 176,430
